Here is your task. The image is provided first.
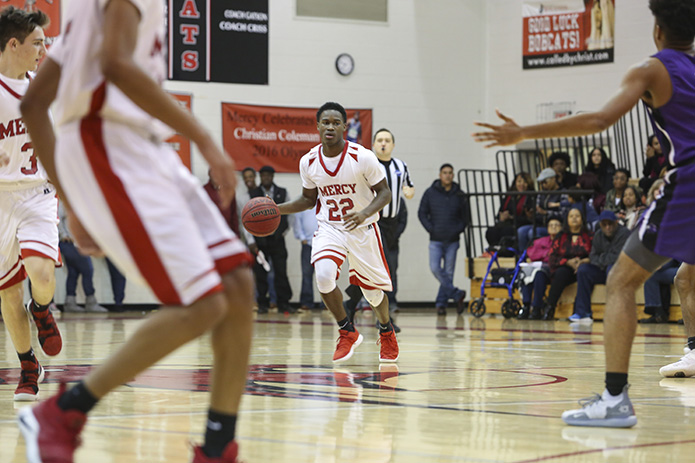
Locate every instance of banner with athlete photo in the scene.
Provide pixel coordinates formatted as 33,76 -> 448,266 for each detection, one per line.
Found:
165,92 -> 192,170
522,0 -> 614,69
221,103 -> 372,173
3,0 -> 61,38
168,0 -> 268,84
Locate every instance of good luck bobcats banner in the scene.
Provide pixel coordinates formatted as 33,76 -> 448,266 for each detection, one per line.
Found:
168,0 -> 269,84
522,0 -> 614,69
222,103 -> 373,173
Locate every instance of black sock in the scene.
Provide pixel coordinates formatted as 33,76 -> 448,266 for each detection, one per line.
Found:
605,372 -> 628,396
31,300 -> 50,314
17,349 -> 37,364
203,409 -> 237,458
344,297 -> 360,312
688,336 -> 695,351
337,317 -> 355,332
379,321 -> 393,334
57,381 -> 99,414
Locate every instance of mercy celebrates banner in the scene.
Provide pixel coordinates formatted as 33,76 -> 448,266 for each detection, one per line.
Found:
522,0 -> 614,70
168,0 -> 269,84
222,103 -> 373,173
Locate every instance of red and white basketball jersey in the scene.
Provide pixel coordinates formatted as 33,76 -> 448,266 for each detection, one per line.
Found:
0,74 -> 48,187
47,0 -> 172,140
300,141 -> 386,230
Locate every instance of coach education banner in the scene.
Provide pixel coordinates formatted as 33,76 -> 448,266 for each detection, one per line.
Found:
168,0 -> 269,84
522,0 -> 614,70
222,104 -> 373,173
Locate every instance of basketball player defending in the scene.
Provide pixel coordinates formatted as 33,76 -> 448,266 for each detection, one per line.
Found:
472,0 -> 695,428
0,7 -> 62,402
17,1 -> 254,462
278,102 -> 399,363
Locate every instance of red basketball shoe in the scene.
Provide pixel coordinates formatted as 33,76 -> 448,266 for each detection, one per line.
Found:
378,329 -> 399,362
18,384 -> 87,463
192,441 -> 240,462
14,360 -> 45,402
28,300 -> 63,356
332,329 -> 363,363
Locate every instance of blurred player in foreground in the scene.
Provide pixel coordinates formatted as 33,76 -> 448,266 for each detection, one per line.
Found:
17,1 -> 254,462
472,0 -> 695,428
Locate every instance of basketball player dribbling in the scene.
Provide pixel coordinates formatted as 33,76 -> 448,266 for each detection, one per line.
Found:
473,0 -> 695,428
17,1 -> 254,462
0,6 -> 63,403
278,102 -> 400,363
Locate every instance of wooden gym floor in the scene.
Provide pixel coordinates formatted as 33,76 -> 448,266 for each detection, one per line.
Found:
1,309 -> 694,462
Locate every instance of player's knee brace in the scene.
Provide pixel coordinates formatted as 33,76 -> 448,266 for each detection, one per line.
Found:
361,288 -> 384,307
314,259 -> 338,294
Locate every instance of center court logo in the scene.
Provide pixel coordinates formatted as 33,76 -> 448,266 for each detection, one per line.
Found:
0,364 -> 400,404
0,364 -> 568,415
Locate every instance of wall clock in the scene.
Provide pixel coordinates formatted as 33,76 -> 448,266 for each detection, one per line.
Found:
335,53 -> 355,76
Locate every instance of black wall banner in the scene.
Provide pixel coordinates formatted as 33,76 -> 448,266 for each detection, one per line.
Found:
168,0 -> 269,84
169,0 -> 207,82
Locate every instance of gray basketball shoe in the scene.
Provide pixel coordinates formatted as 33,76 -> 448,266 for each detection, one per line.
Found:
562,385 -> 637,428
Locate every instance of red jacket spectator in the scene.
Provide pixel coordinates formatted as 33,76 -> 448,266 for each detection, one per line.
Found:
548,231 -> 592,274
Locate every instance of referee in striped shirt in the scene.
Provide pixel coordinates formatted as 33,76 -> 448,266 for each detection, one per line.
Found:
344,128 -> 414,330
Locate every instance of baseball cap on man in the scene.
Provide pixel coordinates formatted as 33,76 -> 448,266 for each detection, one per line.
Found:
537,168 -> 557,183
598,210 -> 617,222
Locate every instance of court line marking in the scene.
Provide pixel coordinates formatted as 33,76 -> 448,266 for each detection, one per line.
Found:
513,438 -> 695,463
52,421 -> 510,463
1,391 -> 690,428
13,417 -> 695,463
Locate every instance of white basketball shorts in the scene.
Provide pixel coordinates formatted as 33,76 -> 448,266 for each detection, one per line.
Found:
0,182 -> 60,290
55,119 -> 252,306
311,222 -> 392,291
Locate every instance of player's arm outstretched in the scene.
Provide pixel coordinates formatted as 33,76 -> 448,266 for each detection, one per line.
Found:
278,188 -> 318,215
343,178 -> 390,231
100,0 -> 236,205
471,58 -> 668,147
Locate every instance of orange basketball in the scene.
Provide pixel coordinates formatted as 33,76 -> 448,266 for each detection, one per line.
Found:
242,197 -> 281,237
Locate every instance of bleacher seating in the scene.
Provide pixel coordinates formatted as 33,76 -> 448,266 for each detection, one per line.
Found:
466,257 -> 682,321
461,105 -> 669,320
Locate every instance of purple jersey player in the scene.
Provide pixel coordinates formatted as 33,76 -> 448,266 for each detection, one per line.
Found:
472,0 -> 695,428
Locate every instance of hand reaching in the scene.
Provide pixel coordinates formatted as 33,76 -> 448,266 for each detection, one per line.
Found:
472,109 -> 524,148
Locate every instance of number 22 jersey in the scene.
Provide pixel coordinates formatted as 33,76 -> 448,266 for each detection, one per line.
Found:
299,141 -> 386,230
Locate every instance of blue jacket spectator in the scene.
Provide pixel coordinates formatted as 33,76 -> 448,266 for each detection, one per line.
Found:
418,176 -> 468,243
418,164 -> 468,314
